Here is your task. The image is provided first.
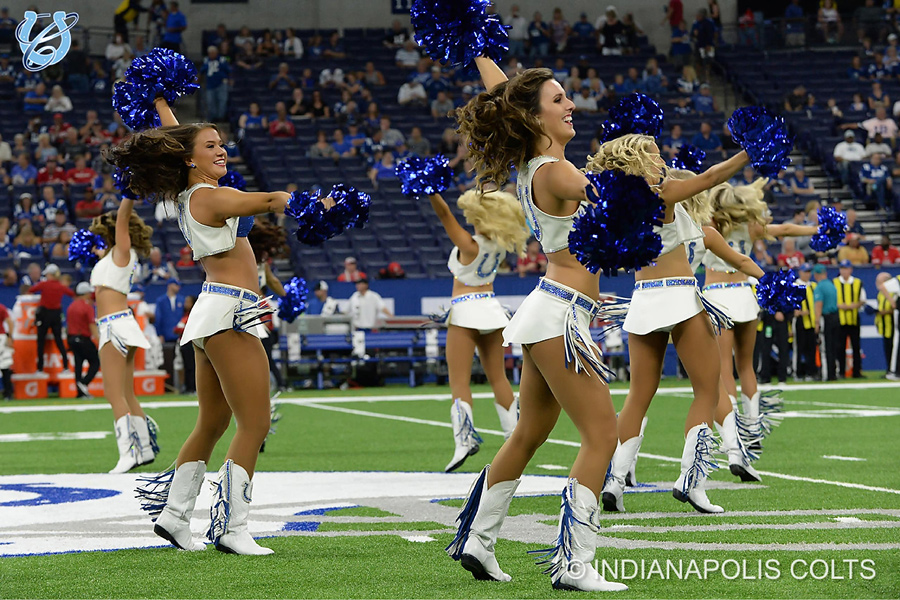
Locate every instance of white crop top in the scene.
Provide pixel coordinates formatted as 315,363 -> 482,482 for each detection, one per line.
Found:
702,222 -> 751,274
447,234 -> 505,286
657,203 -> 703,257
90,248 -> 138,295
516,155 -> 588,254
177,182 -> 239,259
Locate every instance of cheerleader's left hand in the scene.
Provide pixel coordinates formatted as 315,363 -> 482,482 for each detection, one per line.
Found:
320,196 -> 336,210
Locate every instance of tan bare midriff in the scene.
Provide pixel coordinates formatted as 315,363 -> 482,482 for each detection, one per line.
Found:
95,286 -> 130,318
197,238 -> 262,293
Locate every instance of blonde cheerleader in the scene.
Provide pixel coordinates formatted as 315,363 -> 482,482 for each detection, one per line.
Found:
428,189 -> 527,472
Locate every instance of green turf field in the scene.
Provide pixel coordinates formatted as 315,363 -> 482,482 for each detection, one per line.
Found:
0,379 -> 898,599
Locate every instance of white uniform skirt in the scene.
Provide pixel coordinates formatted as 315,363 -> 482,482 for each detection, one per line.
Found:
180,282 -> 273,350
97,310 -> 151,355
447,292 -> 510,334
624,277 -> 733,335
503,278 -> 617,380
702,282 -> 760,324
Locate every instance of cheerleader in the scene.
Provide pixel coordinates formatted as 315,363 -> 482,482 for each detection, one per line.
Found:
585,140 -> 749,515
117,98 -> 320,555
427,189 -> 527,472
446,57 -> 626,592
88,197 -> 158,473
703,181 -> 816,439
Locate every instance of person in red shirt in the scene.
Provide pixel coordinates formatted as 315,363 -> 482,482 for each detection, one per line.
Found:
664,0 -> 684,27
66,281 -> 99,397
29,263 -> 74,372
268,102 -> 296,138
47,113 -> 72,144
66,156 -> 98,187
336,256 -> 367,282
777,238 -> 805,268
0,301 -> 13,398
872,234 -> 900,265
36,158 -> 66,185
516,238 -> 548,277
75,188 -> 104,219
175,245 -> 195,267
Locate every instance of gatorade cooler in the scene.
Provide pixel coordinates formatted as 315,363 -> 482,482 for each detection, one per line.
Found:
12,372 -> 49,399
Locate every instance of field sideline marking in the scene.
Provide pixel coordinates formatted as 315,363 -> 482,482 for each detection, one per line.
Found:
2,380 -> 898,414
303,402 -> 900,497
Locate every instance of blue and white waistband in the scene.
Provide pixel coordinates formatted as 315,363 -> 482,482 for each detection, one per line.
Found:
451,292 -> 495,305
634,277 -> 698,291
202,281 -> 260,303
97,309 -> 132,326
703,282 -> 753,291
538,278 -> 601,316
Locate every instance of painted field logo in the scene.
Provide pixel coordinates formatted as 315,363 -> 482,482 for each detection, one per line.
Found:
15,10 -> 79,73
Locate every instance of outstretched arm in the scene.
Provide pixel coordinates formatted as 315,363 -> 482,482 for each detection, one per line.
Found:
763,223 -> 817,238
112,197 -> 134,266
474,56 -> 508,91
428,193 -> 478,260
702,225 -> 764,278
660,151 -> 749,204
154,97 -> 179,127
263,262 -> 285,296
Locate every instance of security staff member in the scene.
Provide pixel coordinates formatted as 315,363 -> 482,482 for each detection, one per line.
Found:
793,264 -> 818,380
834,260 -> 866,378
813,265 -> 840,381
66,282 -> 100,397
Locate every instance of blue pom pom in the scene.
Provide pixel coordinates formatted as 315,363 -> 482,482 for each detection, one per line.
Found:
113,47 -> 199,131
599,93 -> 664,143
569,171 -> 665,276
809,205 -> 847,252
286,190 -> 329,245
68,229 -> 107,266
218,170 -> 247,191
112,167 -> 138,200
277,277 -> 309,323
286,184 -> 370,246
411,0 -> 508,68
755,270 -> 806,315
324,184 -> 371,232
670,144 -> 706,173
395,155 -> 453,196
727,107 -> 793,177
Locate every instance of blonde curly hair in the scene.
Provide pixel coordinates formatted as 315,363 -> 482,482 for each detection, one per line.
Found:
708,178 -> 770,239
667,169 -> 713,225
584,134 -> 664,182
457,189 -> 529,257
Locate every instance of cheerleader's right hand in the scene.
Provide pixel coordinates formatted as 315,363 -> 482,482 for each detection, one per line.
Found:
320,196 -> 336,210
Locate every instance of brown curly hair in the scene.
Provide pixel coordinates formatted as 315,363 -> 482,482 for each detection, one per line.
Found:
103,123 -> 220,202
88,210 -> 154,258
455,68 -> 555,190
247,218 -> 287,261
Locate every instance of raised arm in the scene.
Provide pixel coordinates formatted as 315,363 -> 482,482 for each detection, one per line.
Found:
702,225 -> 765,279
660,151 -> 750,204
263,262 -> 286,296
535,159 -> 591,205
474,56 -> 508,91
154,97 -> 179,127
428,193 -> 478,260
112,197 -> 134,266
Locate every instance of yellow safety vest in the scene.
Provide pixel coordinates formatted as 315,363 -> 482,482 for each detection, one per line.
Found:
799,281 -> 817,329
834,277 -> 862,326
876,292 -> 895,339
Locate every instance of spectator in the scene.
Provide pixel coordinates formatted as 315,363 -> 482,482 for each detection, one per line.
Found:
282,27 -> 304,59
583,68 -> 605,97
23,82 -> 49,113
15,68 -> 42,95
564,67 -> 584,95
550,58 -> 568,82
96,176 -> 121,210
140,246 -> 176,285
572,85 -> 598,112
255,29 -> 279,58
505,4 -> 529,56
308,130 -> 337,159
207,23 -> 230,48
517,239 -> 548,277
622,68 -> 642,94
11,154 -> 37,186
855,0 -> 887,43
235,41 -> 262,71
549,8 -> 570,53
676,64 -> 699,94
777,238 -> 805,268
833,130 -> 867,183
13,193 -> 40,225
309,90 -> 331,119
201,45 -> 230,123
37,185 -> 67,221
59,127 -> 87,162
268,102 -> 296,138
14,224 -> 43,259
398,77 -> 428,107
669,19 -> 692,68
368,151 -> 399,185
691,121 -> 724,157
105,32 -> 131,62
431,90 -> 455,119
44,85 -> 72,113
662,124 -> 686,158
751,239 -> 775,268
866,132 -> 892,157
36,159 -> 65,186
1,267 -> 16,287
848,55 -> 867,80
857,106 -> 898,145
789,166 -> 818,199
783,208 -> 812,254
425,66 -> 451,99
268,61 -> 296,92
362,61 -> 385,87
132,35 -> 149,58
238,101 -> 267,131
528,11 -> 551,57
826,97 -> 843,118
570,12 -> 595,49
868,52 -> 889,81
621,13 -> 643,53
395,40 -> 420,68
664,0 -> 684,28
20,262 -> 41,287
0,132 -> 10,163
74,188 -> 102,219
886,45 -> 900,70
378,261 -> 406,280
784,0 -> 806,46
155,278 -> 184,387
378,116 -> 404,147
872,235 -> 900,264
691,8 -> 716,62
32,134 -> 57,165
784,84 -> 811,112
233,25 -> 253,48
47,112 -> 72,145
307,281 -> 338,316
860,152 -> 893,211
283,89 -> 309,119
817,0 -> 843,43
160,1 -> 186,52
43,208 -> 75,244
383,19 -> 411,49
837,234 -> 869,264
844,208 -> 866,240
406,126 -> 431,157
175,246 -> 194,268
337,256 -> 367,282
867,81 -> 890,110
348,278 -> 391,331
331,129 -> 356,158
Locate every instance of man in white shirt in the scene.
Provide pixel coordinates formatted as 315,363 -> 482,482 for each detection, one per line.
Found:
858,106 -> 898,145
394,40 -> 420,69
572,86 -> 598,112
348,278 -> 392,331
832,130 -> 866,184
397,79 -> 427,107
865,132 -> 892,157
505,4 -> 529,57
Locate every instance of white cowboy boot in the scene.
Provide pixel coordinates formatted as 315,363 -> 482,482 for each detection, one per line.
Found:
715,411 -> 761,483
445,399 -> 482,472
446,465 -> 519,582
150,461 -> 208,551
131,415 -> 156,466
208,460 -> 274,555
494,395 -> 518,440
601,435 -> 642,512
673,423 -> 724,514
534,479 -> 627,592
109,414 -> 140,474
625,416 -> 648,487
